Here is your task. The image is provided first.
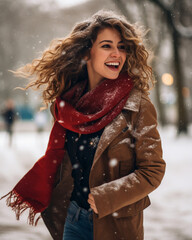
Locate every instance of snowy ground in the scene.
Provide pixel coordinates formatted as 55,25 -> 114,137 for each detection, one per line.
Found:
144,126 -> 192,240
0,125 -> 192,240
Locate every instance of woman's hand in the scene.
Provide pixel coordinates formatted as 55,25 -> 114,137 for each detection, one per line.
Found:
88,193 -> 98,214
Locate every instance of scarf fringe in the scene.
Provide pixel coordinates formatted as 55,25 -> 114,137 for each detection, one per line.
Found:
1,190 -> 41,226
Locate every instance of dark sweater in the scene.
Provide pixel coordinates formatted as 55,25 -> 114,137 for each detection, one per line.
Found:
65,128 -> 104,210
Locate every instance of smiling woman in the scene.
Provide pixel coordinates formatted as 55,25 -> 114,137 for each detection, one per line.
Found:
2,9 -> 165,240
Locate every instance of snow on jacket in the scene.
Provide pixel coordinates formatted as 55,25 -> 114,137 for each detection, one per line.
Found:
41,88 -> 166,240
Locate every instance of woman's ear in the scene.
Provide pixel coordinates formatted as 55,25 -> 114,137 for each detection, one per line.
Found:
84,45 -> 91,62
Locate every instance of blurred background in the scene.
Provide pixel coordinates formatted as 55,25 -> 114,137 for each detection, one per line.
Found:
0,0 -> 191,239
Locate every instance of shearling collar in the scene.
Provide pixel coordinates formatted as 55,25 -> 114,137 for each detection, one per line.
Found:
123,88 -> 141,112
92,88 -> 142,167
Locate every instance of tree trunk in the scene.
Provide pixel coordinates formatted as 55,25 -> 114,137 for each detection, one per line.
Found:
148,0 -> 189,134
173,31 -> 188,133
154,72 -> 167,126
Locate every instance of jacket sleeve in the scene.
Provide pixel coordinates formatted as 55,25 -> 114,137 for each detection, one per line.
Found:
90,95 -> 166,219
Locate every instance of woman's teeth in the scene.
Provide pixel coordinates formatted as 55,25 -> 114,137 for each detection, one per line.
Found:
105,62 -> 120,68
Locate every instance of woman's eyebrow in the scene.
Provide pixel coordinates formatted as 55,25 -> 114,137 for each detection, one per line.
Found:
99,40 -> 124,44
99,40 -> 112,44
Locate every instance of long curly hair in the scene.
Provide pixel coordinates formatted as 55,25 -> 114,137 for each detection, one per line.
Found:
14,10 -> 153,105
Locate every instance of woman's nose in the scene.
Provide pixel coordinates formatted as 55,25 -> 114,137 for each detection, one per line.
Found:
111,48 -> 121,57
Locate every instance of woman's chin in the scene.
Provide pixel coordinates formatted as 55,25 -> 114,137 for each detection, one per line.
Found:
104,73 -> 120,80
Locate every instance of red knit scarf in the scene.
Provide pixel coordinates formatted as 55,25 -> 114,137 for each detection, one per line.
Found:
2,72 -> 133,225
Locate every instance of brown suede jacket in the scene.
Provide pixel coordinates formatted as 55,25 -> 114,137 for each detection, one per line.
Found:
41,88 -> 166,240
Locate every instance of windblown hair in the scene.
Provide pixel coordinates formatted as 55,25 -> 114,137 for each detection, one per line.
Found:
14,10 -> 153,105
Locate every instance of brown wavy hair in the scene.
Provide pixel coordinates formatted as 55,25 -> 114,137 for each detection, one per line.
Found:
14,10 -> 153,105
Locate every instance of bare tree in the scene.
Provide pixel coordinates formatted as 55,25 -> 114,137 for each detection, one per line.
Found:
148,0 -> 192,133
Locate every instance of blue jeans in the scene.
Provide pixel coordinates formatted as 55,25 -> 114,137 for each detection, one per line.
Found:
63,201 -> 93,240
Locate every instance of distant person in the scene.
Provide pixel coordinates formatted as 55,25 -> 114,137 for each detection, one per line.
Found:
34,110 -> 47,133
2,99 -> 16,146
2,10 -> 165,240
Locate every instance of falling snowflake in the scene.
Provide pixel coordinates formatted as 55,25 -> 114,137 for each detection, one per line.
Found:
79,145 -> 84,151
109,158 -> 118,167
73,163 -> 80,169
59,101 -> 65,107
58,120 -> 64,123
83,187 -> 88,192
112,212 -> 118,217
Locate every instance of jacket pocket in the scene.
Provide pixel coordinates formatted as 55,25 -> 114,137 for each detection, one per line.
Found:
112,196 -> 150,218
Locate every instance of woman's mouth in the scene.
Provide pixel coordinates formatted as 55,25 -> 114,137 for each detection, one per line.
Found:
105,62 -> 120,71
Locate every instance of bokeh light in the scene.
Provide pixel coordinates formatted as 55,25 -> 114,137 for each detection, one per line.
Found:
162,73 -> 174,86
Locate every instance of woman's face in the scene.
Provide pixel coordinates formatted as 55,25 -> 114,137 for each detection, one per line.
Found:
86,28 -> 127,88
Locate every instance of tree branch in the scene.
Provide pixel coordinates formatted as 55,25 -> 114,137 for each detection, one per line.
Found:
148,0 -> 192,38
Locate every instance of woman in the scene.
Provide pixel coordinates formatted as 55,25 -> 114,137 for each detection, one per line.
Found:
2,10 -> 165,240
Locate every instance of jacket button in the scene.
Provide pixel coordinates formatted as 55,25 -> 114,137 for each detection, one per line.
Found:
122,126 -> 129,133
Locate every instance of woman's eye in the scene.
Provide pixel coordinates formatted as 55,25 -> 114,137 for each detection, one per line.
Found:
118,45 -> 126,50
101,44 -> 111,48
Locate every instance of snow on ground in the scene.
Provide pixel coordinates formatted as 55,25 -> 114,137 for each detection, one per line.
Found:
0,125 -> 192,240
0,131 -> 52,240
144,125 -> 192,240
